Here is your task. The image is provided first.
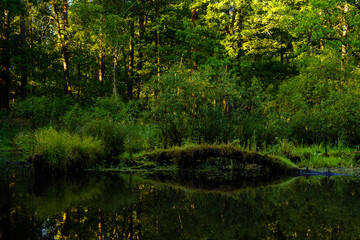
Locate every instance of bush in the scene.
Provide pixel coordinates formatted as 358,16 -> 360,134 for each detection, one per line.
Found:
62,97 -> 135,131
147,65 -> 241,146
276,52 -> 360,144
79,118 -> 125,157
13,96 -> 73,128
16,127 -> 104,170
122,123 -> 162,154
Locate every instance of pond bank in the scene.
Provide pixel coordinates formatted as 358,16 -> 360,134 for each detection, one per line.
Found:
128,144 -> 298,172
3,143 -> 360,177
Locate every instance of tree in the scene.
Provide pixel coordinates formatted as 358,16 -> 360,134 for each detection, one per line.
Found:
0,8 -> 11,110
51,0 -> 71,95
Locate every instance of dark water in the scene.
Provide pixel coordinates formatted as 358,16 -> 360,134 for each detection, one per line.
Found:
1,157 -> 360,239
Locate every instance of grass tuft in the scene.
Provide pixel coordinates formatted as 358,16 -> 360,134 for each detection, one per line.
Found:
17,127 -> 105,170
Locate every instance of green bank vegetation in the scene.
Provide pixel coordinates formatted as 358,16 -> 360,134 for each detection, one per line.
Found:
128,144 -> 298,172
1,0 -> 360,172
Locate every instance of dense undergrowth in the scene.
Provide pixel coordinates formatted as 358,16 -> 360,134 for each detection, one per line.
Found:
2,61 -> 360,171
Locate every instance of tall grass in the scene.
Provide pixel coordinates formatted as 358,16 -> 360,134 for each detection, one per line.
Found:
79,118 -> 124,157
264,138 -> 358,168
17,128 -> 104,170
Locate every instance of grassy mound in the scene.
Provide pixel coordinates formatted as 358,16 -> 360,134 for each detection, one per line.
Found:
130,144 -> 298,173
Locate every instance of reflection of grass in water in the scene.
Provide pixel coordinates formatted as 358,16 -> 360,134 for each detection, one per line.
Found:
33,174 -> 138,218
33,179 -> 104,218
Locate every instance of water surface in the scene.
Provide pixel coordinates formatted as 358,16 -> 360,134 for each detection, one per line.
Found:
1,155 -> 360,239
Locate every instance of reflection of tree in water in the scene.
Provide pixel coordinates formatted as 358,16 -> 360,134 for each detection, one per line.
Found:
2,169 -> 360,239
0,166 -> 39,239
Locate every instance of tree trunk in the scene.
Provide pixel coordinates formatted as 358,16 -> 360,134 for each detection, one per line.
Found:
341,3 -> 349,72
127,20 -> 134,99
99,14 -> 105,84
99,40 -> 105,84
0,9 -> 11,111
20,0 -> 27,101
136,6 -> 145,99
29,2 -> 34,95
121,46 -> 130,99
52,0 -> 71,95
156,0 -> 160,77
191,7 -> 198,71
113,45 -> 119,99
77,43 -> 82,100
29,12 -> 33,49
62,0 -> 70,94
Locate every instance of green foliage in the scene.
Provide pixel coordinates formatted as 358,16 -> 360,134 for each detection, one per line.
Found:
0,115 -> 28,149
276,52 -> 360,144
234,78 -> 275,145
13,96 -> 73,128
264,139 -> 359,169
62,97 -> 133,132
122,123 -> 161,154
62,97 -> 158,156
16,127 -> 104,169
4,0 -> 360,170
79,118 -> 124,157
148,65 -> 240,146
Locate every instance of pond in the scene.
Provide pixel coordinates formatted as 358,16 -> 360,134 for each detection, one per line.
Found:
1,154 -> 360,239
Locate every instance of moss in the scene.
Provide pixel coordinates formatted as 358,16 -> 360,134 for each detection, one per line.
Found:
129,144 -> 298,173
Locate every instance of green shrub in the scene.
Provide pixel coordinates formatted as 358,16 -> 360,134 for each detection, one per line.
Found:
122,123 -> 162,154
61,104 -> 88,132
275,52 -> 360,145
80,118 -> 125,157
13,96 -> 73,128
0,115 -> 29,149
147,65 -> 241,146
17,127 -> 104,170
62,97 -> 135,131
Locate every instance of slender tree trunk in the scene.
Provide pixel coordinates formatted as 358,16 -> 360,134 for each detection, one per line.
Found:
341,3 -> 349,72
99,40 -> 105,83
29,13 -> 33,49
191,7 -> 198,71
156,0 -> 160,77
77,43 -> 82,100
62,0 -> 70,93
280,34 -> 284,64
29,2 -> 33,95
0,9 -> 11,110
121,46 -> 130,99
52,0 -> 71,95
20,0 -> 27,101
113,45 -> 119,99
99,14 -> 105,84
127,20 -> 134,99
136,7 -> 145,99
77,62 -> 81,98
